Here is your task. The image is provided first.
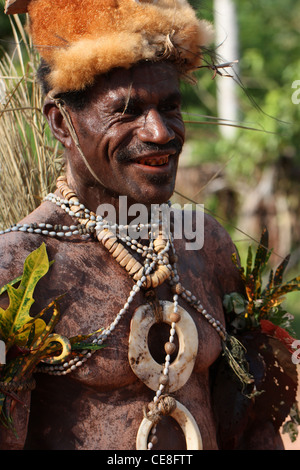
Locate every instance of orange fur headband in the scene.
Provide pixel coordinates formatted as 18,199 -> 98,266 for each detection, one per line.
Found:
5,0 -> 213,93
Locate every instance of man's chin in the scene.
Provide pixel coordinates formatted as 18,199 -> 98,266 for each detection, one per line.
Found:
132,183 -> 176,207
134,165 -> 178,204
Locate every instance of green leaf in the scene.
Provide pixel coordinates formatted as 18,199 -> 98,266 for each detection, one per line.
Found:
273,255 -> 291,287
268,276 -> 300,301
0,275 -> 22,297
246,245 -> 253,280
0,260 -> 54,298
252,228 -> 271,280
0,244 -> 50,349
14,318 -> 46,347
223,292 -> 247,315
71,342 -> 105,351
265,268 -> 274,295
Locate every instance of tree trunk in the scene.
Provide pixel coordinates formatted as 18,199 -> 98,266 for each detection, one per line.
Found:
213,0 -> 239,139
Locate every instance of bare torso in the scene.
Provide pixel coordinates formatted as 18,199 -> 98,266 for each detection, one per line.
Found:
0,199 -> 243,450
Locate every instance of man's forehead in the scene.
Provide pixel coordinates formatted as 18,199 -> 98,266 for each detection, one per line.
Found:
97,62 -> 180,98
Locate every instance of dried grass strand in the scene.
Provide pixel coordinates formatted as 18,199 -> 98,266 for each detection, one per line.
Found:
0,17 -> 63,230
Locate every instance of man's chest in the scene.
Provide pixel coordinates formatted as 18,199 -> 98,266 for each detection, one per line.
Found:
35,238 -> 225,391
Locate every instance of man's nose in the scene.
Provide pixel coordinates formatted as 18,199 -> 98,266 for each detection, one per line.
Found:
137,109 -> 175,145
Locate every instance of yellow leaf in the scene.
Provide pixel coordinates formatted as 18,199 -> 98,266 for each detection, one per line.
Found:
0,244 -> 51,349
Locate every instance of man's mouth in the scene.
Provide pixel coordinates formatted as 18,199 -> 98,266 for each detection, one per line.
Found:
135,155 -> 169,167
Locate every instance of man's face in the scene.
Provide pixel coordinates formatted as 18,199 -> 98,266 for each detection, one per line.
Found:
65,61 -> 185,206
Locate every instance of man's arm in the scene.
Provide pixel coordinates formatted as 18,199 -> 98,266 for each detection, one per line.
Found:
0,391 -> 31,450
208,218 -> 293,450
237,420 -> 284,450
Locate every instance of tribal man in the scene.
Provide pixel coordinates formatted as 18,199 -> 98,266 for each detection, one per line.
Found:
0,0 -> 296,450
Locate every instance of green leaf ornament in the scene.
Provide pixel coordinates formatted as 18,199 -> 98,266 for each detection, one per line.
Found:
0,243 -> 50,351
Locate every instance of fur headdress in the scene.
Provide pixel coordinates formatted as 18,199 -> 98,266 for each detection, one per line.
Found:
5,0 -> 213,93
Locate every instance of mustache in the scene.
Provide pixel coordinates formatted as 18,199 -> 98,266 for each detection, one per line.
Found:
116,140 -> 183,163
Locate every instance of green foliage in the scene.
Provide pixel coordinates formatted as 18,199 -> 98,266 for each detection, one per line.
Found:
224,227 -> 300,442
0,0 -> 26,55
0,7 -> 12,41
282,403 -> 300,443
0,243 -> 50,349
0,244 -> 63,428
224,229 -> 300,335
0,244 -> 104,430
184,0 -> 300,167
180,2 -> 300,334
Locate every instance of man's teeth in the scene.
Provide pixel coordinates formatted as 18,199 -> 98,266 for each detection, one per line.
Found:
137,156 -> 169,166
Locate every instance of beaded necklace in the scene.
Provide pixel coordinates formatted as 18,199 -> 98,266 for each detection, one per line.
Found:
0,176 -> 236,450
52,177 -> 229,449
40,177 -> 223,355
1,175 -> 227,361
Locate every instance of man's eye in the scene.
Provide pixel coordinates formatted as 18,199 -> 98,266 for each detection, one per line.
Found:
113,103 -> 137,115
160,103 -> 180,113
123,106 -> 138,115
119,103 -> 141,116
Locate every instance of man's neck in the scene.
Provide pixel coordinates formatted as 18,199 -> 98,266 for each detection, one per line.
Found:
63,171 -> 156,227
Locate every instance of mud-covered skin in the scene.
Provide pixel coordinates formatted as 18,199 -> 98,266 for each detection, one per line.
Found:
0,61 -> 285,450
0,198 -> 245,450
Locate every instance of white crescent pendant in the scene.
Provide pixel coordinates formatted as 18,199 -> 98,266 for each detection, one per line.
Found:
136,400 -> 203,450
128,300 -> 198,392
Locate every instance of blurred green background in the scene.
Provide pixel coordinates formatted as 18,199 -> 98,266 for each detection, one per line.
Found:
0,0 -> 299,335
177,0 -> 300,336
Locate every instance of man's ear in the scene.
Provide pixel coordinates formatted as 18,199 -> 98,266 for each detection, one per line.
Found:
43,97 -> 73,148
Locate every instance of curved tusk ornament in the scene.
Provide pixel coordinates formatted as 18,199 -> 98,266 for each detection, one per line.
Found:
129,300 -> 202,450
136,400 -> 203,450
128,301 -> 198,392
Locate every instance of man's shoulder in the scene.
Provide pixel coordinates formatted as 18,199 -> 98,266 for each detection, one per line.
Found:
0,202 -> 60,283
0,227 -> 44,253
171,205 -> 232,237
203,212 -> 236,251
203,211 -> 231,235
0,229 -> 45,285
201,213 -> 243,294
171,205 -> 230,235
187,208 -> 235,251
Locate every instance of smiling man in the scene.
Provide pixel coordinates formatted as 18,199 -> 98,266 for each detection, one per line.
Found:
0,0 -> 296,451
44,61 -> 185,210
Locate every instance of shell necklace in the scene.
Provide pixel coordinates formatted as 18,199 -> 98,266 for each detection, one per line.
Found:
51,177 -> 227,450
2,176 -> 229,450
